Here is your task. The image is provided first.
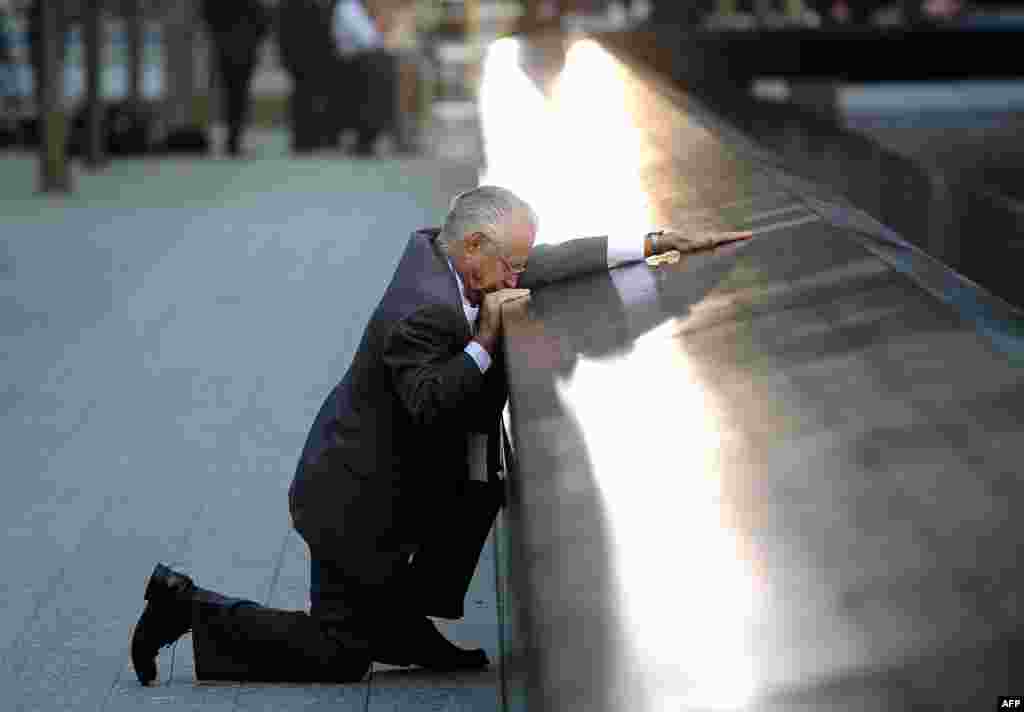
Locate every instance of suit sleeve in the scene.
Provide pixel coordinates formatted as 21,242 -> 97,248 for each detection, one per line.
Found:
383,304 -> 486,429
467,344 -> 509,432
518,235 -> 610,290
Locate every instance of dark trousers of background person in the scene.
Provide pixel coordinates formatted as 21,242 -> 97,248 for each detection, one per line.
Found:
334,49 -> 399,155
647,0 -> 712,26
289,69 -> 335,153
277,0 -> 336,154
199,0 -> 270,156
212,43 -> 258,156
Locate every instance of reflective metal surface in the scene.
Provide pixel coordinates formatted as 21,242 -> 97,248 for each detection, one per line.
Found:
483,34 -> 1024,712
597,29 -> 1024,310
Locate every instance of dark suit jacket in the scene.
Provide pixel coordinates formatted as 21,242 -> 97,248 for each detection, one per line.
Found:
289,228 -> 611,563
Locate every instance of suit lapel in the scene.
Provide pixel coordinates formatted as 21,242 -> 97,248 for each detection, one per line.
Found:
429,236 -> 473,344
426,232 -> 506,488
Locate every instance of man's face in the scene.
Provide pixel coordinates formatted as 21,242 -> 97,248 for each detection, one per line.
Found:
461,218 -> 536,305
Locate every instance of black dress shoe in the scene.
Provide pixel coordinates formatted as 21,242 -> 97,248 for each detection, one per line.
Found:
372,615 -> 489,671
130,563 -> 196,685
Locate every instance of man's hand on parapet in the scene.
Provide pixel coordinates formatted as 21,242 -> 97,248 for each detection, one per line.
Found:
474,288 -> 532,355
655,229 -> 754,255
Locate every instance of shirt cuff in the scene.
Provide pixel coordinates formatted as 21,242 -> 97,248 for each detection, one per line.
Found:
606,237 -> 648,268
464,340 -> 492,373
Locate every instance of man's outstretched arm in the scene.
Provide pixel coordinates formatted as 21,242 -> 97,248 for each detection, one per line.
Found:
518,229 -> 748,290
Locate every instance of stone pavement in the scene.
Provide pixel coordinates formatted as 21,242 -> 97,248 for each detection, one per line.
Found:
0,149 -> 504,711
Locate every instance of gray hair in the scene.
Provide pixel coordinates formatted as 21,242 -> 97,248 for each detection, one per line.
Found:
438,185 -> 538,256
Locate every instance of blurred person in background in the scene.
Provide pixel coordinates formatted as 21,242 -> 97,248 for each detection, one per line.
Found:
808,0 -> 868,24
332,0 -> 394,156
811,0 -> 965,27
332,0 -> 419,156
646,0 -> 713,28
278,0 -> 337,154
920,0 -> 966,23
200,0 -> 272,157
369,0 -> 422,154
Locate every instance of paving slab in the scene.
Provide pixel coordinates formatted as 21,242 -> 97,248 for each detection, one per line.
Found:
1,149 -> 503,712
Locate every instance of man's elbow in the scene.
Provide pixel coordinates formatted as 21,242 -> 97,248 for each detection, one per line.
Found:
403,381 -> 455,429
404,394 -> 441,429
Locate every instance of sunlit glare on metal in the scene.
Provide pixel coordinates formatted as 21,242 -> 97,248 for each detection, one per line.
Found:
478,38 -> 654,249
556,331 -> 758,711
480,34 -> 758,712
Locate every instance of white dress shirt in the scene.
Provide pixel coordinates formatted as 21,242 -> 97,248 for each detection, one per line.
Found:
332,0 -> 383,57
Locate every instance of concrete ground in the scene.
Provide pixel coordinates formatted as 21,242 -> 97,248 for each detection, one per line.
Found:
0,140 -> 503,711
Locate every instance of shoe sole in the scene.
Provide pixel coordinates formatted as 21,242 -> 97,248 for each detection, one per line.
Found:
134,563 -> 189,686
131,603 -> 159,685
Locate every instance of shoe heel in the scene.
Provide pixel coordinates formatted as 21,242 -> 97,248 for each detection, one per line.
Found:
143,563 -> 172,601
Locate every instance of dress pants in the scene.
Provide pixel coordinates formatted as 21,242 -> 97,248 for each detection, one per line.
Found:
187,485 -> 423,682
186,538 -> 425,681
189,589 -> 370,683
298,517 -> 420,655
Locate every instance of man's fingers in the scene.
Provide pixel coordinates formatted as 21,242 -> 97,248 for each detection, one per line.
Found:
662,229 -> 754,253
493,288 -> 531,305
501,294 -> 531,306
707,230 -> 753,244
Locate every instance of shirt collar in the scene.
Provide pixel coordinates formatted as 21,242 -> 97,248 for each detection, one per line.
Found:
447,257 -> 479,327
